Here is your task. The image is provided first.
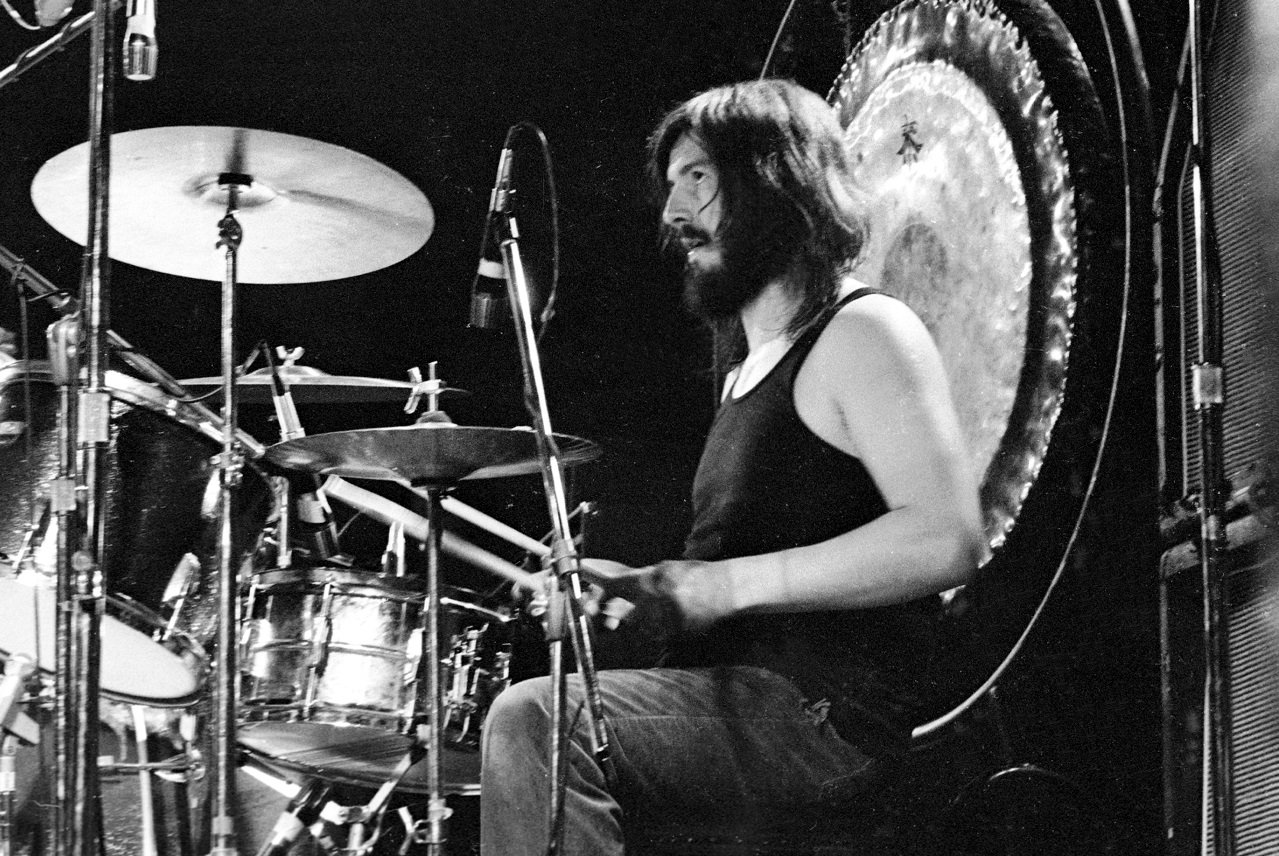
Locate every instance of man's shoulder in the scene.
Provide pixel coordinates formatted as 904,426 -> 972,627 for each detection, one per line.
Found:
814,290 -> 934,365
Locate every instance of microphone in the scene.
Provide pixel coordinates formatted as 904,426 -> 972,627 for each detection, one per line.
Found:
123,0 -> 158,81
468,143 -> 515,329
263,347 -> 345,564
254,779 -> 331,856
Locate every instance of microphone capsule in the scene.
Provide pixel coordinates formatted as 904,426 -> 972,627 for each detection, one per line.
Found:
124,33 -> 159,82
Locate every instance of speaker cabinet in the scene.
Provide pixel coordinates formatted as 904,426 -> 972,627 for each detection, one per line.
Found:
1160,514 -> 1279,856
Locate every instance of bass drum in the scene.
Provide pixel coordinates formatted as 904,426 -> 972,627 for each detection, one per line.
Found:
0,361 -> 271,703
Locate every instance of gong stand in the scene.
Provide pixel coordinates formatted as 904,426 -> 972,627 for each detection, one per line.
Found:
491,164 -> 616,856
209,179 -> 248,856
1185,0 -> 1235,851
47,2 -> 117,854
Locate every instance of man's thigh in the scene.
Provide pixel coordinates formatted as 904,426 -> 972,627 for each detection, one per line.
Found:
568,666 -> 877,813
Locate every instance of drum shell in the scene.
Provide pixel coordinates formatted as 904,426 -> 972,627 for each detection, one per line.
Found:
0,362 -> 270,629
236,566 -> 517,795
240,567 -> 430,733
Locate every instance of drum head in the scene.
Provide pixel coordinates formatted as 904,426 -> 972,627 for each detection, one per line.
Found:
238,724 -> 483,797
830,0 -> 1079,558
0,578 -> 201,705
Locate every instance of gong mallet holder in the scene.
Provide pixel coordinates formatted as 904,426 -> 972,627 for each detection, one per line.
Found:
490,133 -> 616,856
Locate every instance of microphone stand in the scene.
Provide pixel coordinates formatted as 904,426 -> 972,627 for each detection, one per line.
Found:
491,169 -> 616,856
1185,0 -> 1235,851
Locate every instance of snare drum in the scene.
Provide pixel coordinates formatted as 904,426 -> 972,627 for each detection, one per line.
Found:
237,565 -> 514,794
0,361 -> 268,704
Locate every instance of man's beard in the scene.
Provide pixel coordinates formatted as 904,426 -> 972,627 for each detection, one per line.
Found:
678,225 -> 790,321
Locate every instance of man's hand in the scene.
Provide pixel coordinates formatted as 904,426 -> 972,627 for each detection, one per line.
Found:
579,558 -> 735,634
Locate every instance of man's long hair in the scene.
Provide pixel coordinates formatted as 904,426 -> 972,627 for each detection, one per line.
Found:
648,79 -> 867,368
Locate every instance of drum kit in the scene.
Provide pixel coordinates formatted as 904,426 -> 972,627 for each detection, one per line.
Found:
1,120 -> 599,856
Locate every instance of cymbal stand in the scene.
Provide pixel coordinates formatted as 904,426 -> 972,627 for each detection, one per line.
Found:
491,143 -> 615,855
209,177 -> 248,856
407,482 -> 450,855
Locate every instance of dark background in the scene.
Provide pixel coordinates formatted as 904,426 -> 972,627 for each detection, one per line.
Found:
0,1 -> 1195,852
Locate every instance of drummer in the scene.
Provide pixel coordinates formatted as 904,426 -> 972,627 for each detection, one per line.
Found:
479,80 -> 983,853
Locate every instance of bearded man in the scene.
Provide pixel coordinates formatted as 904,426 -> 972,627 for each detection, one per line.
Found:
479,79 -> 983,855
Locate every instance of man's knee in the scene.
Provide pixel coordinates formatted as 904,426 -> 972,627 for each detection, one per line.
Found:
485,676 -> 553,750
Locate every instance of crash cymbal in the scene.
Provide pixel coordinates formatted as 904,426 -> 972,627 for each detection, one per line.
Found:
31,126 -> 433,283
264,424 -> 600,484
179,365 -> 469,407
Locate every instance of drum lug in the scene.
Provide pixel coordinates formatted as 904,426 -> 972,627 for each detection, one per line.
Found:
238,619 -> 262,670
308,617 -> 331,673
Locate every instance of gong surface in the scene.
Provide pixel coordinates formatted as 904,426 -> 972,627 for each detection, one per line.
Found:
830,0 -> 1078,555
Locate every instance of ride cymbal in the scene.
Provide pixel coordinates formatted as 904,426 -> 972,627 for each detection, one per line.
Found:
31,126 -> 433,283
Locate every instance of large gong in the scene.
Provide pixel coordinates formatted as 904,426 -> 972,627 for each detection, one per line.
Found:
830,0 -> 1080,558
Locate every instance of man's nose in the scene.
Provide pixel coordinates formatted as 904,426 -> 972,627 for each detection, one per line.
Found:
662,189 -> 690,228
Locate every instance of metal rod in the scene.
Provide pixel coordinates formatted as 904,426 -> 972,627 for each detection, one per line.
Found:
208,195 -> 244,856
1186,0 -> 1235,851
58,1 -> 117,852
48,317 -> 78,856
422,487 -> 447,855
0,0 -> 124,91
497,211 -> 614,856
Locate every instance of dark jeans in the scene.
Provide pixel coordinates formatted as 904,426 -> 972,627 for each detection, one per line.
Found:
479,666 -> 879,856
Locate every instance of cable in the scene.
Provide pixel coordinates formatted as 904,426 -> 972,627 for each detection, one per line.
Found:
0,0 -> 41,30
514,121 -> 561,343
759,0 -> 802,80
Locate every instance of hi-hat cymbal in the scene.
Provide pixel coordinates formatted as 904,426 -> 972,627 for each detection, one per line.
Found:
31,126 -> 433,283
177,366 -> 465,405
265,424 -> 600,484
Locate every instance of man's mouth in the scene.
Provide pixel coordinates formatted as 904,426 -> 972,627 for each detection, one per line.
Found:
678,228 -> 713,253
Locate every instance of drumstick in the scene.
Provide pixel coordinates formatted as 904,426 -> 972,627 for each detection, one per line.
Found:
321,476 -> 538,590
433,494 -> 550,557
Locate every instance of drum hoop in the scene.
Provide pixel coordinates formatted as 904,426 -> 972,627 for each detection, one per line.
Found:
0,584 -> 208,708
0,359 -> 263,454
829,0 -> 1078,557
249,566 -> 429,598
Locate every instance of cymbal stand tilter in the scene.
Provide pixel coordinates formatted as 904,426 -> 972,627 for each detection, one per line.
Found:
488,125 -> 616,855
209,170 -> 249,856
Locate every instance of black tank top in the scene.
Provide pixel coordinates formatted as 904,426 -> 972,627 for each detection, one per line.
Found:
672,288 -> 941,756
